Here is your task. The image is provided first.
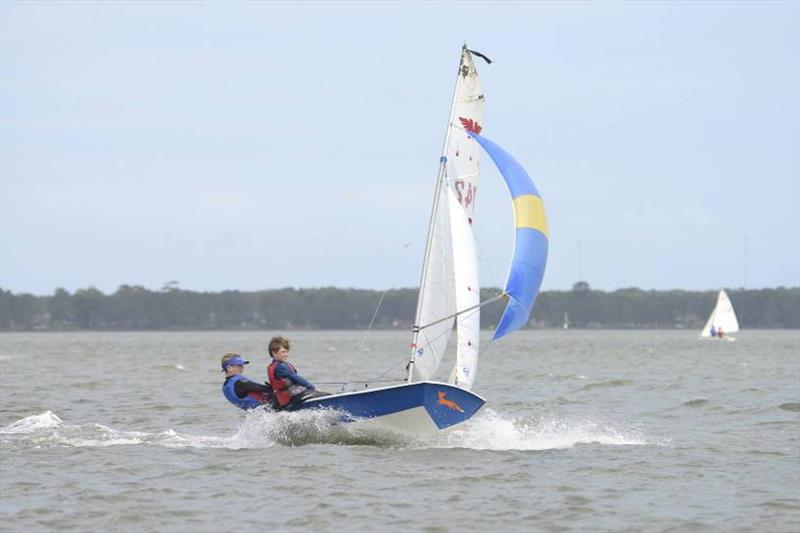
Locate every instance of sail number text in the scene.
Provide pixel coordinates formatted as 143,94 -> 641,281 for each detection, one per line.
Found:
454,180 -> 477,210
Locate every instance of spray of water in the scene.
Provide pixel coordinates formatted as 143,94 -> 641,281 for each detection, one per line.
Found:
0,411 -> 266,449
1,408 -> 651,451
423,408 -> 648,450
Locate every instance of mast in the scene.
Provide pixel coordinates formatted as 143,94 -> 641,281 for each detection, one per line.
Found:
407,46 -> 469,383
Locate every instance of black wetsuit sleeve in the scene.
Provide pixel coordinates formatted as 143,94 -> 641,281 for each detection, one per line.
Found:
234,379 -> 273,399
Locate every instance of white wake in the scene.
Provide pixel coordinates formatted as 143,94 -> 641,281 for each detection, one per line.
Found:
1,408 -> 653,450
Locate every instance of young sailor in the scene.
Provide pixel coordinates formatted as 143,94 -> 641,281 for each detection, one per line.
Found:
266,336 -> 326,410
221,353 -> 275,410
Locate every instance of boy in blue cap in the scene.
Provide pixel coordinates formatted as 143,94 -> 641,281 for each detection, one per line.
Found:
220,353 -> 275,410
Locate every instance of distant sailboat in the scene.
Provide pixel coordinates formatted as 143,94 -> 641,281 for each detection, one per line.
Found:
563,312 -> 569,330
699,290 -> 739,342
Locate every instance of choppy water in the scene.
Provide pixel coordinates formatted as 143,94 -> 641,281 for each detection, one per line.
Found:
1,330 -> 798,532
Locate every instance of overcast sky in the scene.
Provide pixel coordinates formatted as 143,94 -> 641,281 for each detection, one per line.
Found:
1,1 -> 798,295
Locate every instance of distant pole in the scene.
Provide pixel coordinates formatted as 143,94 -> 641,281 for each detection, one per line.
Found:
578,240 -> 583,281
743,235 -> 748,288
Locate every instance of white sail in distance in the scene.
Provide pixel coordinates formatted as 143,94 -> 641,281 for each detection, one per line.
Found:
700,290 -> 740,337
411,47 -> 485,383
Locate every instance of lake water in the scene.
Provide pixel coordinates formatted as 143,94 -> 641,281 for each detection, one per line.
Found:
1,330 -> 798,532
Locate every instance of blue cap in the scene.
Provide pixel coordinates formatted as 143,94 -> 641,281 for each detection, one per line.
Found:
222,356 -> 249,370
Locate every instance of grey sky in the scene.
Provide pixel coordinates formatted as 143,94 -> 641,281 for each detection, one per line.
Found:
1,1 -> 798,295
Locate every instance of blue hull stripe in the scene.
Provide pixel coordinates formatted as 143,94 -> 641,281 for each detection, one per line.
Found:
298,381 -> 486,430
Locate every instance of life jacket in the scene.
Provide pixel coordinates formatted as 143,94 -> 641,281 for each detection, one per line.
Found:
222,375 -> 268,410
268,360 -> 306,408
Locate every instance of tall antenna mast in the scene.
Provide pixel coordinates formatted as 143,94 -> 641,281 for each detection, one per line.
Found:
743,234 -> 748,288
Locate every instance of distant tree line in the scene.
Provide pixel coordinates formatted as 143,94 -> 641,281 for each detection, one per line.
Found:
0,282 -> 797,331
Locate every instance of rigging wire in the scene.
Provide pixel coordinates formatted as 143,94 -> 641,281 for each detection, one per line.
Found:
355,288 -> 389,355
474,232 -> 501,296
316,293 -> 500,392
323,242 -> 414,391
472,227 -> 508,356
415,294 -> 504,332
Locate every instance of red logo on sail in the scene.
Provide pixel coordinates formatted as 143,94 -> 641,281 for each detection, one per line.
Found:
459,117 -> 482,134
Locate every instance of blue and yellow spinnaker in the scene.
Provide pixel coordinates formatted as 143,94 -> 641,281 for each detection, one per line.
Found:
469,133 -> 549,339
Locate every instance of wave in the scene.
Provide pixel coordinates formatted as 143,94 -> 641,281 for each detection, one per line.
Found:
1,408 -> 654,451
580,379 -> 634,391
778,402 -> 800,412
0,411 -> 274,450
153,363 -> 186,371
759,499 -> 800,511
681,397 -> 709,407
421,409 -> 650,451
224,408 -> 654,450
0,411 -> 63,434
0,409 -> 407,450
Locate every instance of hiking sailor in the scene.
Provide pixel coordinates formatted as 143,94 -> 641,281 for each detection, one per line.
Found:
266,336 -> 327,410
221,353 -> 275,410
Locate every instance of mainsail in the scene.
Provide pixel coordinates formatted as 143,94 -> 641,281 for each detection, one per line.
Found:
410,47 -> 484,389
700,290 -> 740,337
408,47 -> 548,391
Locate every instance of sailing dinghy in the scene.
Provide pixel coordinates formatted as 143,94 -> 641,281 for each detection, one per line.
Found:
294,46 -> 549,434
699,289 -> 739,342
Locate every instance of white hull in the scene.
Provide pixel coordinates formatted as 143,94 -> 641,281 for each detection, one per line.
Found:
365,406 -> 441,435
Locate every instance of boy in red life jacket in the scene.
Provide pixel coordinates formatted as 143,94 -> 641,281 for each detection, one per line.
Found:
266,336 -> 327,410
221,353 -> 276,410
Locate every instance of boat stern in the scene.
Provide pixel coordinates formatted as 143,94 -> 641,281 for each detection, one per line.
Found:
422,382 -> 485,430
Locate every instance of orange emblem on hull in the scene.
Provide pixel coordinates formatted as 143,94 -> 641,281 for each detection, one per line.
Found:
437,391 -> 464,413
